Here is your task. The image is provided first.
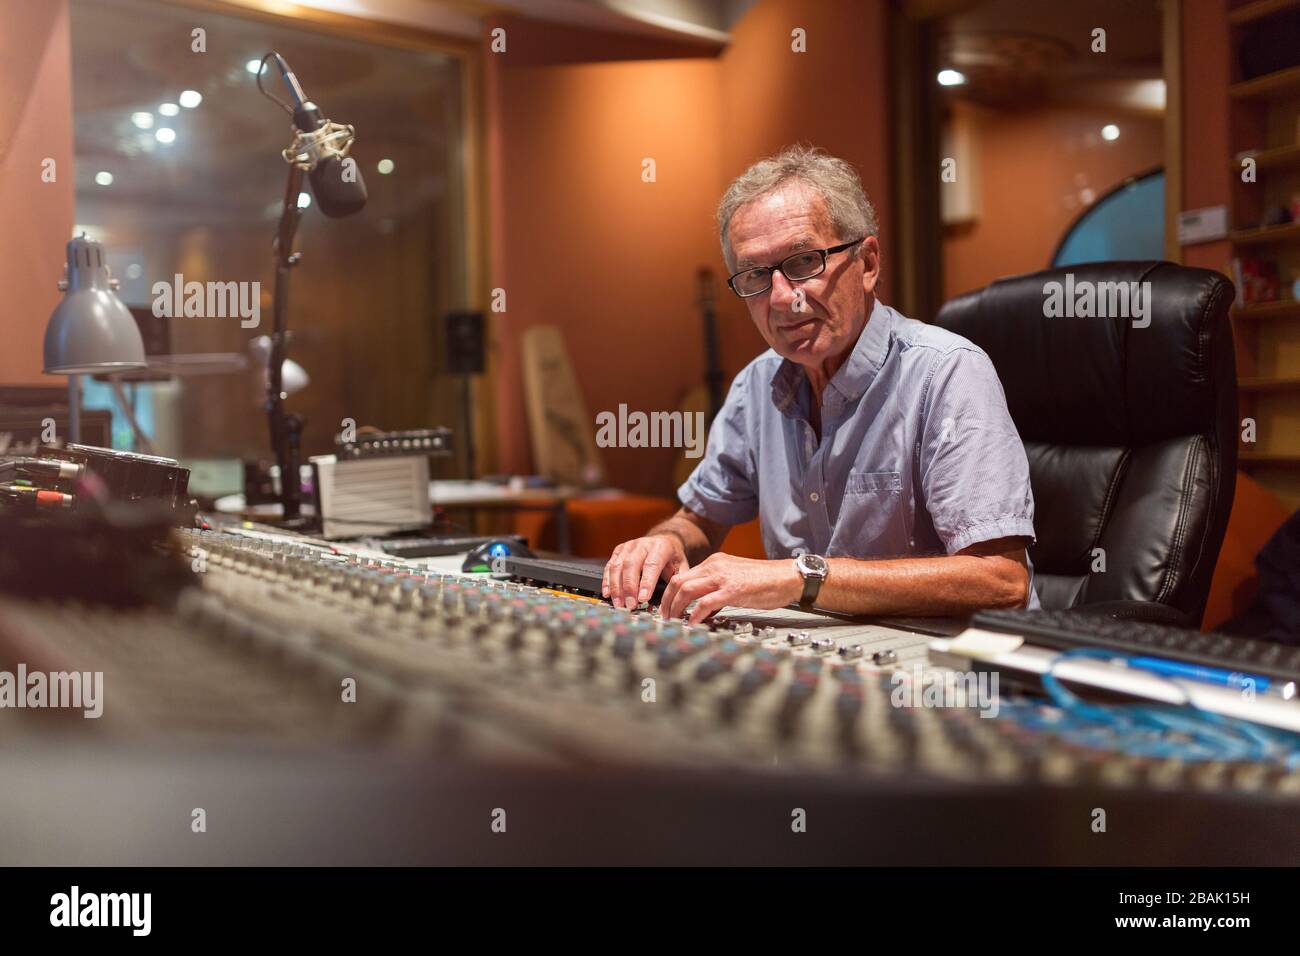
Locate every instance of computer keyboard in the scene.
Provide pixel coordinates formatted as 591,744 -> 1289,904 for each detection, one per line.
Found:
971,608 -> 1300,689
500,555 -> 667,604
378,534 -> 526,559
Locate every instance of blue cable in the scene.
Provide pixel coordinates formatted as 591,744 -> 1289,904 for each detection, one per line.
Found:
999,647 -> 1300,766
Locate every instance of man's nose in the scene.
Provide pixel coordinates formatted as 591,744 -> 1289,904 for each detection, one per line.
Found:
769,269 -> 800,309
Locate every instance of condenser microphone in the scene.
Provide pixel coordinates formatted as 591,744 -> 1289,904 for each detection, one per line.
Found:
266,52 -> 368,218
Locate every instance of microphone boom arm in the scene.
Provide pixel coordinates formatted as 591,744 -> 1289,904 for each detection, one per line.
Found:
266,161 -> 307,522
257,49 -> 365,525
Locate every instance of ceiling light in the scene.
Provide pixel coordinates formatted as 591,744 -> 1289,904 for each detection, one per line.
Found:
937,69 -> 966,87
158,102 -> 180,117
155,127 -> 176,144
178,90 -> 202,108
1101,124 -> 1120,141
377,158 -> 395,175
130,111 -> 154,129
94,171 -> 114,186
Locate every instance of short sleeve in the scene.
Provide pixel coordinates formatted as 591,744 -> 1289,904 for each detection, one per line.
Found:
918,347 -> 1036,554
677,368 -> 759,526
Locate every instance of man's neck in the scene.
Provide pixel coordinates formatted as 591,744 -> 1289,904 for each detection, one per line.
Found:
803,298 -> 873,407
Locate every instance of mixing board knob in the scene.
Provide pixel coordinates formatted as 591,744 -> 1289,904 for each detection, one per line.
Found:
612,627 -> 637,658
418,585 -> 440,617
787,631 -> 812,647
693,656 -> 729,682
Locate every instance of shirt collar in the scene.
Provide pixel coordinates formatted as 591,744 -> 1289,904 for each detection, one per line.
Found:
769,298 -> 894,418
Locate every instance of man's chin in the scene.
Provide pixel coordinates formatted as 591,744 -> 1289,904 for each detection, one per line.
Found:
774,324 -> 822,355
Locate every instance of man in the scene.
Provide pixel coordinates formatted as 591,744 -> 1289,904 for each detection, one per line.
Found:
604,145 -> 1037,623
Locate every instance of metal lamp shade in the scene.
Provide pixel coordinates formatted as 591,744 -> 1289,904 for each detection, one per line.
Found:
43,235 -> 146,375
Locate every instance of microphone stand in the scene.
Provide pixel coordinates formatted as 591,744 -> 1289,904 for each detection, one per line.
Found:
257,51 -> 361,526
266,162 -> 307,523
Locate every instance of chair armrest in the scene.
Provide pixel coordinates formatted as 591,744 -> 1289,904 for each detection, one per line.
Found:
1065,600 -> 1194,629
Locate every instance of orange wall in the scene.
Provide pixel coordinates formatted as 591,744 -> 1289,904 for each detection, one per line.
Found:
1179,0 -> 1231,278
0,0 -> 75,385
943,102 -> 1165,300
485,19 -> 726,494
486,0 -> 892,496
715,0 -> 894,368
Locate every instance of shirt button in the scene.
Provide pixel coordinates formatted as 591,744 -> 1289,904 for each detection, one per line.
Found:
809,492 -> 820,503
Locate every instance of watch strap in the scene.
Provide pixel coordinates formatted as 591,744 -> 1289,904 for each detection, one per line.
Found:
798,563 -> 823,611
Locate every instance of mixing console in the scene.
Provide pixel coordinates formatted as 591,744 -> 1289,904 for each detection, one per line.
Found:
3,521 -> 1300,864
5,523 -> 1296,800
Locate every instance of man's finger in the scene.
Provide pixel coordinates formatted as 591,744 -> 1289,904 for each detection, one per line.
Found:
636,556 -> 662,606
659,571 -> 683,619
687,591 -> 728,626
601,546 -> 621,597
606,553 -> 625,603
666,573 -> 711,621
619,546 -> 647,608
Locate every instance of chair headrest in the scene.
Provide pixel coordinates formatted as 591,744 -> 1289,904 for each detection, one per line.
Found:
934,261 -> 1235,445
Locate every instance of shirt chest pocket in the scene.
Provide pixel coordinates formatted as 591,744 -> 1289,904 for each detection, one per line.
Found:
836,470 -> 910,555
845,470 -> 902,495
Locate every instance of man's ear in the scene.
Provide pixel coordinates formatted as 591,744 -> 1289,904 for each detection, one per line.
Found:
859,236 -> 882,297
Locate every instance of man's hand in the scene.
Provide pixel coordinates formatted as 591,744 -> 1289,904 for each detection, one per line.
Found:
603,534 -> 691,609
660,553 -> 802,624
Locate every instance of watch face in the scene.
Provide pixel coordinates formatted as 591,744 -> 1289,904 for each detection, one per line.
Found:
798,553 -> 828,577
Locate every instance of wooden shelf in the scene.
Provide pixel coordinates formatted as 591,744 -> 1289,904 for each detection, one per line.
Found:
1239,376 -> 1300,392
1232,142 -> 1300,172
1228,4 -> 1300,499
1230,63 -> 1300,100
1233,299 -> 1300,320
1230,221 -> 1300,246
1229,0 -> 1300,25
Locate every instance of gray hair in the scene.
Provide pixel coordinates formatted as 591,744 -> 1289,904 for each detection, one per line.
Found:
717,144 -> 878,272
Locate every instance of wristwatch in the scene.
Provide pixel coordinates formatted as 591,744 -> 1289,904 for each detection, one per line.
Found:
794,553 -> 829,611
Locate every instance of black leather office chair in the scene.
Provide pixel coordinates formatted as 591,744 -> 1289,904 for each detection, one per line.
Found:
934,261 -> 1237,628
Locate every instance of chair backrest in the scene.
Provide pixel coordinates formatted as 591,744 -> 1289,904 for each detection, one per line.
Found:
934,261 -> 1238,625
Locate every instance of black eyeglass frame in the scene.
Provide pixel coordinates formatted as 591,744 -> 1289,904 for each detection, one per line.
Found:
725,238 -> 865,298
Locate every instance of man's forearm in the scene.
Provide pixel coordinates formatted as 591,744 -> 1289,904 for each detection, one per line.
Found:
816,553 -> 1029,616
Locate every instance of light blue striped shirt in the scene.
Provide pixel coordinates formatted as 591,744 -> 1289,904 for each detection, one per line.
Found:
679,299 -> 1039,606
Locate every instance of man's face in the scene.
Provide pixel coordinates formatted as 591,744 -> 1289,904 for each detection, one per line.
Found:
727,183 -> 880,373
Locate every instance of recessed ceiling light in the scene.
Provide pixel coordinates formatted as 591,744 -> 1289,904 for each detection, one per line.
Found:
94,171 -> 114,186
1101,124 -> 1120,141
377,158 -> 395,175
158,102 -> 180,117
155,127 -> 176,144
937,69 -> 966,86
245,58 -> 266,75
130,111 -> 154,129
297,192 -> 312,209
178,90 -> 202,108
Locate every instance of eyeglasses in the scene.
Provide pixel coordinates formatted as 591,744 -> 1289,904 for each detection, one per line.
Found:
726,238 -> 864,298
